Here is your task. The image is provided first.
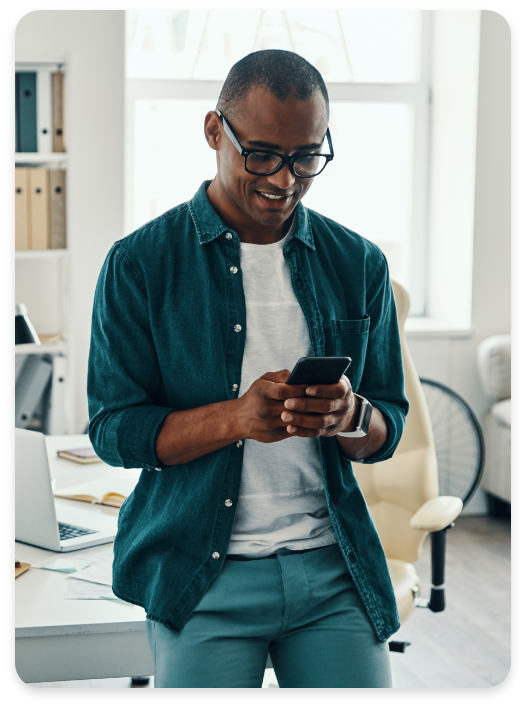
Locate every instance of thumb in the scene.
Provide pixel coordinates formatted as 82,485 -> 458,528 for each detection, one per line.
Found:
260,369 -> 291,384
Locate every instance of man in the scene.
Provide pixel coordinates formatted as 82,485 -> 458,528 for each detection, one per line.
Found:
88,49 -> 409,688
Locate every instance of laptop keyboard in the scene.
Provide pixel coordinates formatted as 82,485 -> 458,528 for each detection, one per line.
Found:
58,522 -> 97,540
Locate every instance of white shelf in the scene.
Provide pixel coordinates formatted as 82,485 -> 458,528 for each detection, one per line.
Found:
15,153 -> 68,165
16,249 -> 68,260
15,339 -> 68,355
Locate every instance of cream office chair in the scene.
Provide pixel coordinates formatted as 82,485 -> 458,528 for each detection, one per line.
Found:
353,280 -> 463,640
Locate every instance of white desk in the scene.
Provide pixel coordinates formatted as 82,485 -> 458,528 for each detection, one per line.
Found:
15,435 -> 154,683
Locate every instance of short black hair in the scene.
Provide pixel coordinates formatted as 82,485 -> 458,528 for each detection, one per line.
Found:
216,49 -> 329,122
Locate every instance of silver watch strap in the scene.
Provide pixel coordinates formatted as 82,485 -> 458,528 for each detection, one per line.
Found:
337,394 -> 372,438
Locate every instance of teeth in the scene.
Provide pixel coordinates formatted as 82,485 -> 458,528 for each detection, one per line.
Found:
261,192 -> 287,200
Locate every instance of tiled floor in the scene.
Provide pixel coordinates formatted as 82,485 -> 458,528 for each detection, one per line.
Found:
27,516 -> 510,689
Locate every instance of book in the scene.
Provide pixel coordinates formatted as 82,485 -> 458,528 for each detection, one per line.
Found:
49,169 -> 66,248
15,167 -> 30,249
51,72 -> 65,152
53,475 -> 139,508
16,72 -> 37,152
57,447 -> 102,464
29,167 -> 50,250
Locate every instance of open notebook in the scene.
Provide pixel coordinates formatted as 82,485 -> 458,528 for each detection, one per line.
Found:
53,474 -> 139,508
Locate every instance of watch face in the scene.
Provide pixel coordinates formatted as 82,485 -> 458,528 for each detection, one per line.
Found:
361,401 -> 373,434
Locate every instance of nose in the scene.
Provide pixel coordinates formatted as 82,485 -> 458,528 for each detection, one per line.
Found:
265,162 -> 296,193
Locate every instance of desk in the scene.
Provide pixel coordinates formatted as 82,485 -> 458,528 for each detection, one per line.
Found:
15,435 -> 154,683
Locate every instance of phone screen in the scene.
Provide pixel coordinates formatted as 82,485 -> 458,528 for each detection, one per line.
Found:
286,356 -> 351,386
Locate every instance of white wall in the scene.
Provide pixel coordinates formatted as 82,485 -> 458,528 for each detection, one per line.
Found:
15,11 -> 125,433
407,11 -> 511,512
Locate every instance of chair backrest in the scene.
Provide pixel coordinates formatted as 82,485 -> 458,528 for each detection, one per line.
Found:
352,280 -> 439,563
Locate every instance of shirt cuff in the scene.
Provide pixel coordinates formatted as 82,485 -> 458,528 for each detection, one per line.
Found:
116,405 -> 176,469
356,399 -> 406,465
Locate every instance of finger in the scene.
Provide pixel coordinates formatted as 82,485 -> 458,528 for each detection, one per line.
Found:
281,411 -> 338,430
286,424 -> 323,438
284,397 -> 341,414
265,382 -> 310,401
305,376 -> 351,400
260,369 -> 291,384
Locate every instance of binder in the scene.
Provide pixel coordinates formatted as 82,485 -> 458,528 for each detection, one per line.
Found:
51,72 -> 65,152
16,72 -> 38,153
15,167 -> 30,250
49,169 -> 66,249
15,355 -> 53,429
49,170 -> 66,248
37,69 -> 53,153
29,168 -> 50,250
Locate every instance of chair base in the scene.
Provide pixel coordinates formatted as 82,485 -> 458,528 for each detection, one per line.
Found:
388,641 -> 411,653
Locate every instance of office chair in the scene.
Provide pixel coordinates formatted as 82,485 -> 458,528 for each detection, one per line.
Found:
352,280 -> 464,651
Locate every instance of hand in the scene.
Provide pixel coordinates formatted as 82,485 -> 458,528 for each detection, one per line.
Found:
236,369 -> 311,443
280,375 -> 357,438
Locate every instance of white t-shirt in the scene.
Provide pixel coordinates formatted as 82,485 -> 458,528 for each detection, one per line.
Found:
226,218 -> 337,557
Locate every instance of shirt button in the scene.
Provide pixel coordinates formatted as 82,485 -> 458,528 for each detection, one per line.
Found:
212,552 -> 220,559
225,499 -> 233,507
225,232 -> 233,240
231,383 -> 238,391
155,467 -> 161,471
237,440 -> 243,448
230,266 -> 238,274
234,324 -> 242,332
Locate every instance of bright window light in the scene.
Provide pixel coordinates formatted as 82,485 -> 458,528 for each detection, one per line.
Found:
126,10 -> 421,84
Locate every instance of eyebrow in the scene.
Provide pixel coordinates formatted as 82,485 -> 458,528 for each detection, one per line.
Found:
246,139 -> 324,151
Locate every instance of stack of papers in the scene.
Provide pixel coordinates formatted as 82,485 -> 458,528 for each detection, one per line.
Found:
33,546 -> 132,604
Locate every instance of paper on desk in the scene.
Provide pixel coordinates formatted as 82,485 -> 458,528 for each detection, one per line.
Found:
68,560 -> 113,586
33,556 -> 91,573
33,545 -> 114,573
64,577 -> 113,600
64,577 -> 133,605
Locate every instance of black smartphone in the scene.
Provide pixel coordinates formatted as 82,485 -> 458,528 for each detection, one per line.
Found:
286,356 -> 352,386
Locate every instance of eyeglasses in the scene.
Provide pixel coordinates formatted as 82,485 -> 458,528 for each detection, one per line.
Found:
215,109 -> 334,178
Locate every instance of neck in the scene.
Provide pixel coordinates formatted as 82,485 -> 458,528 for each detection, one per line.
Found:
206,178 -> 293,245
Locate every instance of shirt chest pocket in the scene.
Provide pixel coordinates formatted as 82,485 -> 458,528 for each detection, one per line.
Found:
331,317 -> 370,391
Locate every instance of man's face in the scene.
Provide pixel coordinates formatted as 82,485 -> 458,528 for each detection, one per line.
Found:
206,87 -> 328,228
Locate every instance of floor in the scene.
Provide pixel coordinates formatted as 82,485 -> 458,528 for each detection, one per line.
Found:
27,515 -> 510,689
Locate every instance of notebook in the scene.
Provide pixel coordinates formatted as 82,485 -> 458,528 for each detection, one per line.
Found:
57,446 -> 101,464
53,475 -> 139,508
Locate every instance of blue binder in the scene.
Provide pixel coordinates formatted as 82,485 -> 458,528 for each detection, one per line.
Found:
16,72 -> 38,153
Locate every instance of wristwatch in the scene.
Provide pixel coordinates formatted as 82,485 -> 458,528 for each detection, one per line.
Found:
337,394 -> 373,438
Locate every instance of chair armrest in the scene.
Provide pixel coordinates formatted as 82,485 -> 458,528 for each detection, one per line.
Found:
410,496 -> 463,532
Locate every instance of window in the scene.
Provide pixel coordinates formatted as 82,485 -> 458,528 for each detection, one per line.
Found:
125,10 -> 430,315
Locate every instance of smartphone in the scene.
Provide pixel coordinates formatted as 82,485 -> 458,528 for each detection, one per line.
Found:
286,356 -> 352,386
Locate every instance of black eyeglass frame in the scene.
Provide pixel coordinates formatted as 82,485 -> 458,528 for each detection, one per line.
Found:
215,108 -> 334,178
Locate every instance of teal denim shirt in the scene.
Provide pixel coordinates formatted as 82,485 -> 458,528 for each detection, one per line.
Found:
87,180 -> 409,643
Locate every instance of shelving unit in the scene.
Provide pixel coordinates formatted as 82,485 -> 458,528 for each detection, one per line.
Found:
15,248 -> 68,260
15,153 -> 68,164
15,60 -> 70,434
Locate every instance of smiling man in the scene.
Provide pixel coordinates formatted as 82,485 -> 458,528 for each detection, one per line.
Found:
88,49 -> 409,688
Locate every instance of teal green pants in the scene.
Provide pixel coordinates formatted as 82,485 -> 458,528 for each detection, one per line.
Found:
146,543 -> 392,688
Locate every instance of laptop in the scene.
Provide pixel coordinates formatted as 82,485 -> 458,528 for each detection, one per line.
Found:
15,428 -> 118,552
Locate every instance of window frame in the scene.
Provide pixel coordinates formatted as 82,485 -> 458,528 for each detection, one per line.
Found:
124,12 -> 432,317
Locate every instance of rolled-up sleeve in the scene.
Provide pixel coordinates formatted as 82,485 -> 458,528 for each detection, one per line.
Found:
87,243 -> 175,469
356,252 -> 409,464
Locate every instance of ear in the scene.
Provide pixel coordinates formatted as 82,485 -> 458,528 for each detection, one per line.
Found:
204,110 -> 221,151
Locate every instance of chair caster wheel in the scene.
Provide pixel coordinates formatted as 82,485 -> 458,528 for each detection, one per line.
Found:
388,641 -> 411,653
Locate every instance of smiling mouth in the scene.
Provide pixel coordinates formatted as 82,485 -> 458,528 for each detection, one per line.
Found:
255,190 -> 294,205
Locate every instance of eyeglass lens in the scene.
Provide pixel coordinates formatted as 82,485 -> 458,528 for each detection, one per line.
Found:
246,152 -> 327,177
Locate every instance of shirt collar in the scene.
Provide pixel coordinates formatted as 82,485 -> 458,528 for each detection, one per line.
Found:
189,180 -> 315,250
